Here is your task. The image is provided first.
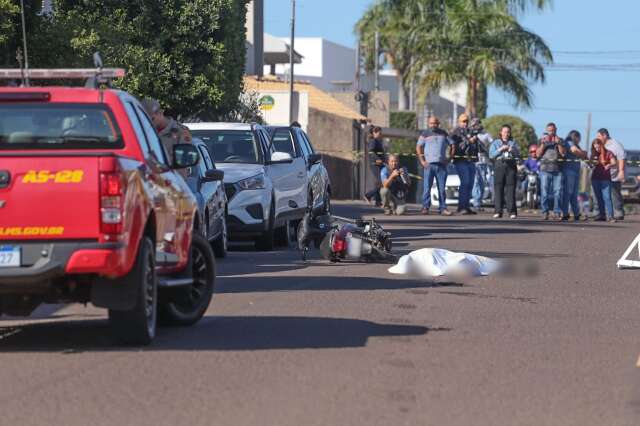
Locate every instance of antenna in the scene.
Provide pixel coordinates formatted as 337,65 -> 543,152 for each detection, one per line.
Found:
19,0 -> 30,86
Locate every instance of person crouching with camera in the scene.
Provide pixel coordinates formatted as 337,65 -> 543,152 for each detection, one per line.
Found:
380,154 -> 411,215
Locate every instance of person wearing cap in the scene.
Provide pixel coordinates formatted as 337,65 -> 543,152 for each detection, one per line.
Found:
451,113 -> 478,215
416,116 -> 454,216
141,98 -> 192,163
521,144 -> 540,208
597,128 -> 626,220
536,122 -> 566,220
470,117 -> 494,211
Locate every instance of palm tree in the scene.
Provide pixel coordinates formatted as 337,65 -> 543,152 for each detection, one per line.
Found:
409,0 -> 553,117
356,0 -> 553,116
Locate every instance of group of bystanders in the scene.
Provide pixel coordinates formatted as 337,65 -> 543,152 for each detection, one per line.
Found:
366,115 -> 627,222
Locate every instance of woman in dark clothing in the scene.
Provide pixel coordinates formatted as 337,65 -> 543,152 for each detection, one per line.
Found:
489,125 -> 520,219
365,126 -> 385,206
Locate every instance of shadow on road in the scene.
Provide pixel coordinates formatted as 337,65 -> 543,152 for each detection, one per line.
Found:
216,275 -> 430,294
0,315 -> 433,352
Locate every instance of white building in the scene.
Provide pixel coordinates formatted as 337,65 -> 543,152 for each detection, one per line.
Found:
264,36 -> 466,126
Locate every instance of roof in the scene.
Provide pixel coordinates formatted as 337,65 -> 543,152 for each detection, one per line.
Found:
185,122 -> 254,131
264,33 -> 303,65
244,76 -> 365,121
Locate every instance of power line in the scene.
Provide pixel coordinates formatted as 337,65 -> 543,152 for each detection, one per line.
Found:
492,102 -> 640,113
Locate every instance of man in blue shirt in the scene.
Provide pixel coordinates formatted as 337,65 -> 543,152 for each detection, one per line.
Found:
380,154 -> 411,215
416,116 -> 454,216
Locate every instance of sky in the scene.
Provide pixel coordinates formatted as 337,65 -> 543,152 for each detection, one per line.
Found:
265,0 -> 640,149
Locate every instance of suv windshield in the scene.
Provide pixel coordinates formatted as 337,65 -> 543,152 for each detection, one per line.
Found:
191,129 -> 262,164
0,103 -> 123,150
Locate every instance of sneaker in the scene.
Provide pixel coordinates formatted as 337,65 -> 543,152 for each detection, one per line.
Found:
608,217 -> 617,223
493,213 -> 502,219
510,214 -> 517,219
440,209 -> 453,216
463,209 -> 477,215
542,212 -> 549,221
594,216 -> 606,222
614,216 -> 625,221
420,208 -> 429,215
561,215 -> 569,221
384,208 -> 392,215
362,195 -> 372,205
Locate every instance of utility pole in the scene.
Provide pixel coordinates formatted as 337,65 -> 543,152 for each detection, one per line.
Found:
355,42 -> 361,92
374,31 -> 380,92
19,0 -> 30,86
288,0 -> 296,124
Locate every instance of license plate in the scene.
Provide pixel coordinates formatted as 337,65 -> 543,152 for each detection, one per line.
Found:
0,246 -> 20,267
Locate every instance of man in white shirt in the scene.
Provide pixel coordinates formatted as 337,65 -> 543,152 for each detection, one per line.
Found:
597,128 -> 626,220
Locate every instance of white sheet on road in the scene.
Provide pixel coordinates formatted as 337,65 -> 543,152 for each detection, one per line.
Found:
388,248 -> 501,278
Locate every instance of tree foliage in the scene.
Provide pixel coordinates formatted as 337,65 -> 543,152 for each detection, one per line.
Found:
355,0 -> 553,117
0,0 -> 250,121
483,114 -> 538,152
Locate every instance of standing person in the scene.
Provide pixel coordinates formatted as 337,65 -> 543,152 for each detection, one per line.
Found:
561,130 -> 588,221
521,144 -> 540,209
489,125 -> 520,219
141,98 -> 191,162
451,113 -> 478,215
416,116 -> 454,216
590,138 -> 617,222
536,122 -> 566,220
597,128 -> 626,220
379,154 -> 411,215
365,126 -> 385,207
470,118 -> 493,211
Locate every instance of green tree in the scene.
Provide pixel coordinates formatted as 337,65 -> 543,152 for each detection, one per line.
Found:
0,0 -> 19,46
0,0 -> 250,121
483,114 -> 537,153
356,0 -> 553,118
410,0 -> 553,118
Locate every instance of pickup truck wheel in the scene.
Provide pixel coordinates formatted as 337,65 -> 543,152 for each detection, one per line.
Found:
159,233 -> 215,326
212,217 -> 228,258
255,200 -> 275,251
108,236 -> 157,345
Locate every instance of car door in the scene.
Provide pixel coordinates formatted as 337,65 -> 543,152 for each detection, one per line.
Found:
197,144 -> 224,240
123,100 -> 177,265
297,129 -> 328,210
267,127 -> 307,217
133,104 -> 192,267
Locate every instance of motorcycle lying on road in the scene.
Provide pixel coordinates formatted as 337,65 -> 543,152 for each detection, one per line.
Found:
297,206 -> 396,264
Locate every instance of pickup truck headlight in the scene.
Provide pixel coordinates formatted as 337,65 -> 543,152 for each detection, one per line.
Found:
237,173 -> 265,190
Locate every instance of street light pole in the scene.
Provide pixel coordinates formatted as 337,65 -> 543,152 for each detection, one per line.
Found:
19,0 -> 30,86
288,0 -> 296,124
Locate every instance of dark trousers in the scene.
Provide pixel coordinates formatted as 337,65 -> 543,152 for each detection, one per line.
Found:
494,162 -> 517,215
366,165 -> 383,205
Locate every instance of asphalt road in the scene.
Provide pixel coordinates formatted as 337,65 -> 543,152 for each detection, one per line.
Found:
1,201 -> 640,426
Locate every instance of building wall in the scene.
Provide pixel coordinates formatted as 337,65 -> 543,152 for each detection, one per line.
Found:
266,38 -> 357,93
306,108 -> 357,200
